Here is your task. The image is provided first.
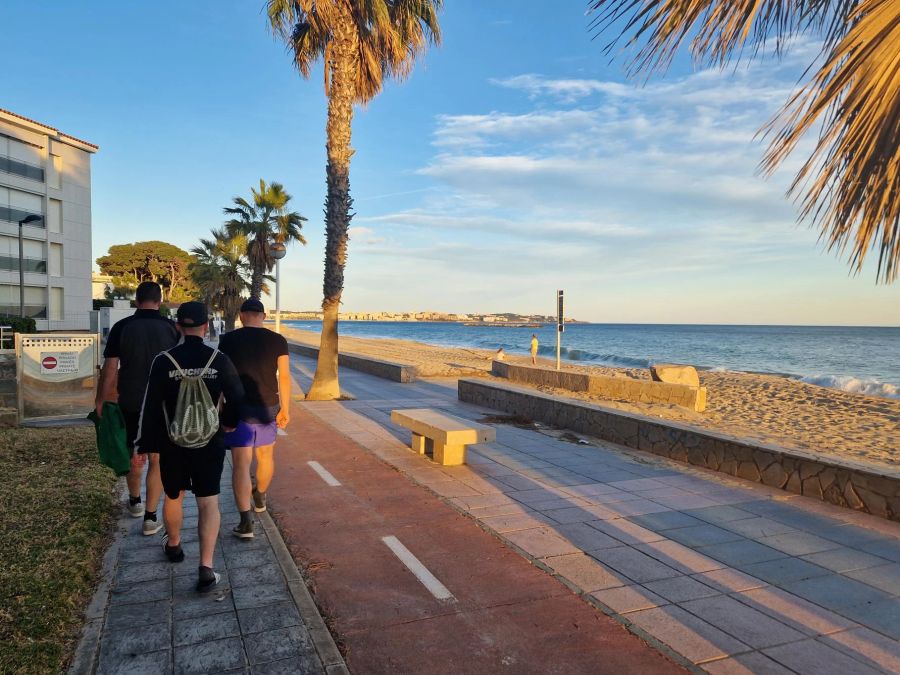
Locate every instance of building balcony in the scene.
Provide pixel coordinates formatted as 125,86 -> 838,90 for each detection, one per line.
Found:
0,256 -> 47,274
0,155 -> 44,182
0,207 -> 45,228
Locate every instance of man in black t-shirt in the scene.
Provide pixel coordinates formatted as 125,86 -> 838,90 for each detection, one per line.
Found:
95,282 -> 179,533
219,297 -> 293,538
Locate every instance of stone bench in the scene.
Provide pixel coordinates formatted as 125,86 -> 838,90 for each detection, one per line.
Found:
391,408 -> 496,466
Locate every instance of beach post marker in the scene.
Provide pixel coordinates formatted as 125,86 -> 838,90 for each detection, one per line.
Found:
270,242 -> 287,333
556,289 -> 564,371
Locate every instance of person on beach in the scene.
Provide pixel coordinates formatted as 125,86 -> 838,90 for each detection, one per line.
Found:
530,334 -> 539,365
218,297 -> 292,538
136,301 -> 244,592
95,281 -> 179,533
495,347 -> 506,362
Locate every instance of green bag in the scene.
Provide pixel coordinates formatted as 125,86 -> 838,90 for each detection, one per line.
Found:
87,402 -> 131,477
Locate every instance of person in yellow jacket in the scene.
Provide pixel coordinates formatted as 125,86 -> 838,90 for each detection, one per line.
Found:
530,334 -> 539,365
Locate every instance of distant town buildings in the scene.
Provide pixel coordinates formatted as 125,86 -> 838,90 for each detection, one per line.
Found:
277,310 -> 574,323
0,108 -> 98,329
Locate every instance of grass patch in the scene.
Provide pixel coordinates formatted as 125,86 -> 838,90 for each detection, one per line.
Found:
478,414 -> 537,429
0,426 -> 117,674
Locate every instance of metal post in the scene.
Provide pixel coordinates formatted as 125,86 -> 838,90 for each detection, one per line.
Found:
275,258 -> 281,334
556,289 -> 564,371
556,326 -> 561,371
18,221 -> 25,318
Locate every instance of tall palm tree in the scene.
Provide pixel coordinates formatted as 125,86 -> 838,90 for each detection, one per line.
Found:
590,0 -> 900,283
268,0 -> 442,400
191,229 -> 253,331
224,180 -> 307,298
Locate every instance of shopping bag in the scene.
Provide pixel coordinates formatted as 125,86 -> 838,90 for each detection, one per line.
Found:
87,402 -> 131,477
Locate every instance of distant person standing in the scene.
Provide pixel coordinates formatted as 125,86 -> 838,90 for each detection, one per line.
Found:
95,281 -> 178,534
218,298 -> 293,538
530,334 -> 539,365
136,301 -> 244,592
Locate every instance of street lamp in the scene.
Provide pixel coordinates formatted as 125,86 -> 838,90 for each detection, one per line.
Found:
18,214 -> 43,318
269,242 -> 287,333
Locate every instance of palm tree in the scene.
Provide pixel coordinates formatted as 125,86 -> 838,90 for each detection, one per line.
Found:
268,0 -> 442,400
191,229 -> 253,331
224,180 -> 307,299
590,0 -> 900,284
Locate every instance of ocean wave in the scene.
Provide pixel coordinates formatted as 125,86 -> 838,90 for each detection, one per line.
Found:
532,345 -> 651,368
800,374 -> 900,399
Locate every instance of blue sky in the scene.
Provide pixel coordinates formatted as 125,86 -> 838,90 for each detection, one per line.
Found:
3,0 -> 899,325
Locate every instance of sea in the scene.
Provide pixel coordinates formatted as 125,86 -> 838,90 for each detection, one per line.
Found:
282,321 -> 900,400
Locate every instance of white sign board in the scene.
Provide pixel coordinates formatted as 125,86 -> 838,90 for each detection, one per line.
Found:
40,351 -> 79,375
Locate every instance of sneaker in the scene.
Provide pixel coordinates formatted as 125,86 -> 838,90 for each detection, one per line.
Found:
252,488 -> 267,513
127,499 -> 145,518
161,534 -> 185,563
196,566 -> 221,593
142,519 -> 163,536
232,520 -> 254,539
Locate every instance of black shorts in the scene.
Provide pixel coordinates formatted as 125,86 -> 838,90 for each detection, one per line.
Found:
159,445 -> 225,499
122,409 -> 141,452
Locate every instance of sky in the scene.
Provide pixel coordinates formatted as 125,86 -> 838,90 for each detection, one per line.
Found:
2,0 -> 899,325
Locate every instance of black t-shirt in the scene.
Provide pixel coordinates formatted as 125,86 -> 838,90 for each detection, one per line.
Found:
104,309 -> 179,412
218,327 -> 289,409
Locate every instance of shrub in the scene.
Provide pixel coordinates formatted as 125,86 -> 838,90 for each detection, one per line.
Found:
0,315 -> 36,334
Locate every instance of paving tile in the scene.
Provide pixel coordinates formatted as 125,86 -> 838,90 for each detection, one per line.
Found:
114,561 -> 173,586
97,648 -> 171,675
224,546 -> 279,569
757,532 -> 843,557
607,478 -> 670,492
629,511 -> 706,532
635,540 -> 725,575
560,482 -> 626,497
839,598 -> 900,639
251,656 -> 325,674
542,553 -> 627,592
722,517 -> 799,539
584,490 -> 645,505
589,546 -> 682,583
627,605 -> 750,664
542,504 -> 619,524
858,538 -> 900,564
845,563 -> 900,596
643,576 -> 720,603
229,564 -> 285,589
741,557 -> 832,585
697,539 -> 788,567
244,625 -> 315,666
106,599 -> 170,631
174,635 -> 247,674
801,547 -> 893,574
648,494 -> 722,511
588,518 -> 666,545
232,582 -> 292,610
783,575 -> 893,614
174,611 -> 241,647
237,602 -> 303,635
693,568 -> 768,594
603,498 -> 672,517
681,594 -> 806,649
821,626 -> 900,674
478,513 -> 550,533
732,586 -> 856,637
450,493 -> 517,510
466,502 -> 533,518
764,638 -> 884,675
591,584 -> 668,614
503,527 -> 581,558
99,625 -> 170,663
684,505 -> 755,525
109,578 -> 172,606
664,524 -> 746,548
701,652 -> 795,675
553,522 -> 624,551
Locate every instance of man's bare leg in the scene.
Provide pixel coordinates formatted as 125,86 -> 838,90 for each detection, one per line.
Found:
197,495 -> 220,569
163,493 -> 184,546
255,444 -> 275,493
231,446 -> 253,512
145,453 -> 163,514
125,453 -> 146,516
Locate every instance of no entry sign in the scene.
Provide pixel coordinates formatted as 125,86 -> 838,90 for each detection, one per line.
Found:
39,351 -> 78,375
42,356 -> 57,370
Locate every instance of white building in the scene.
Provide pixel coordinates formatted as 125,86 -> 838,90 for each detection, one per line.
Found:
0,108 -> 98,330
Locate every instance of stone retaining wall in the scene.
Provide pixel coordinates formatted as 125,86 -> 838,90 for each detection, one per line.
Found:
491,360 -> 707,412
0,351 -> 18,426
459,378 -> 900,522
287,341 -> 417,383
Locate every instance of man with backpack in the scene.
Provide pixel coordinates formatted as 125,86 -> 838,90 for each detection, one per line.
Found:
136,301 -> 244,592
95,281 -> 179,534
219,297 -> 292,538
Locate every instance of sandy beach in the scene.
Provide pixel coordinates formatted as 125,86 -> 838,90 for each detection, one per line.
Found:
281,326 -> 900,471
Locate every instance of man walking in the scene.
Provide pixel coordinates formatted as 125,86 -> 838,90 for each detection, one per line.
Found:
219,297 -> 292,538
95,281 -> 178,534
530,333 -> 539,365
136,302 -> 244,592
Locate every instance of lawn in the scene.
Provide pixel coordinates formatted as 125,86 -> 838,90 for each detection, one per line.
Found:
0,426 -> 117,674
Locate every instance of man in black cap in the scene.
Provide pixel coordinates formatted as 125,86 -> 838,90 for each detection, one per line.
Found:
95,281 -> 179,532
136,301 -> 244,592
219,297 -> 293,538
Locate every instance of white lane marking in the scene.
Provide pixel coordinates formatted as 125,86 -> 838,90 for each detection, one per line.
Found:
382,535 -> 455,602
308,461 -> 341,487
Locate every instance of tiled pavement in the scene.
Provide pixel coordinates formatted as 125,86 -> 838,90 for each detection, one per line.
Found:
73,455 -> 346,675
290,355 -> 900,674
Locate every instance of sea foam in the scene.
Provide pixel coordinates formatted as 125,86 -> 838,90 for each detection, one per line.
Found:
800,374 -> 900,400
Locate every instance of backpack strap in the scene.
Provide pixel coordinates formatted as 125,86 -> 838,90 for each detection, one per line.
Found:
162,350 -> 186,377
199,349 -> 219,378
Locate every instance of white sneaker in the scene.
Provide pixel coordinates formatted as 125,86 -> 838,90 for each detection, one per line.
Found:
127,500 -> 145,518
142,519 -> 163,536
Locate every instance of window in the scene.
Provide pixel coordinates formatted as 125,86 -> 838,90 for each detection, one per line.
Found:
48,154 -> 62,189
48,199 -> 62,233
49,244 -> 62,276
0,187 -> 44,227
0,284 -> 46,318
0,236 -> 46,273
50,288 -> 63,321
0,137 -> 44,182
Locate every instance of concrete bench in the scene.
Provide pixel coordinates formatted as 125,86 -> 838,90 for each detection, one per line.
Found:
390,408 -> 496,466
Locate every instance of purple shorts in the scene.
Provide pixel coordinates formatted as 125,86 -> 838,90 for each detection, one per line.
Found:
224,420 -> 277,449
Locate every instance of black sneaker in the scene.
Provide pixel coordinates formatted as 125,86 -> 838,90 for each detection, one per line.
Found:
162,534 -> 185,563
232,521 -> 254,539
252,488 -> 267,513
196,566 -> 221,593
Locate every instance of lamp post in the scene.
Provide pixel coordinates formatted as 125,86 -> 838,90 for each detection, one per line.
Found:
269,242 -> 287,333
18,214 -> 43,318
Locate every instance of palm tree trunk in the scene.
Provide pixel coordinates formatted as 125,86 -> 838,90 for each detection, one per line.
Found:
306,4 -> 358,401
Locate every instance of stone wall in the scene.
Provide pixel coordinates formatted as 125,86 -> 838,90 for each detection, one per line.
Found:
0,351 -> 18,426
491,360 -> 707,412
459,378 -> 900,522
287,342 -> 418,383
